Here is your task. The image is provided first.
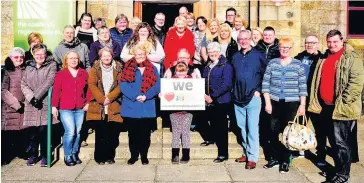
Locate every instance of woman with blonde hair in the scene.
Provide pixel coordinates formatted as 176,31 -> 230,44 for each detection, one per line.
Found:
201,18 -> 220,61
231,15 -> 248,42
251,27 -> 263,46
129,17 -> 142,32
24,32 -> 52,61
51,51 -> 89,166
212,23 -> 238,62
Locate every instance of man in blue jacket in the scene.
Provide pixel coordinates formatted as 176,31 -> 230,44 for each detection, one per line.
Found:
232,30 -> 268,169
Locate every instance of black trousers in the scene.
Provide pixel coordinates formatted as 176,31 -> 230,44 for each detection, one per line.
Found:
80,119 -> 96,143
1,129 -> 30,164
125,117 -> 153,159
198,103 -> 229,157
93,116 -> 122,162
259,96 -> 272,161
266,100 -> 299,164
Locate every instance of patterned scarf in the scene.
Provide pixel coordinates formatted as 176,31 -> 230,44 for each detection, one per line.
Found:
119,57 -> 157,94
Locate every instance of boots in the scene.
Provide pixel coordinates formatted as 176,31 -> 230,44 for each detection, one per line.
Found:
180,148 -> 190,164
171,148 -> 180,164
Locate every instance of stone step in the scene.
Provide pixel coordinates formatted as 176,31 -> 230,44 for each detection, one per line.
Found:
58,143 -> 265,160
85,129 -> 240,145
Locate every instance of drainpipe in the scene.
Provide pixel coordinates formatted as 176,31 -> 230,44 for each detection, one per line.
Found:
257,0 -> 260,27
85,0 -> 88,13
76,0 -> 78,23
248,0 -> 251,29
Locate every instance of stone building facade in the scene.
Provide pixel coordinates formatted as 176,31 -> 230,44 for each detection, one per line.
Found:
1,0 -> 363,62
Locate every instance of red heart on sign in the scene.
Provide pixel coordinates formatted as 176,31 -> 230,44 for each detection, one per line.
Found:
164,92 -> 175,102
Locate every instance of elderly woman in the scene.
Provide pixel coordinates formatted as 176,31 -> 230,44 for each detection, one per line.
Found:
164,49 -> 201,164
89,26 -> 122,66
212,23 -> 239,62
121,22 -> 165,74
24,32 -> 52,61
51,51 -> 89,166
1,48 -> 28,165
21,44 -> 58,167
120,42 -> 160,165
129,17 -> 142,32
231,15 -> 247,42
87,47 -> 123,165
251,27 -> 263,47
164,16 -> 195,71
75,13 -> 98,48
201,42 -> 233,163
201,18 -> 220,61
262,37 -> 307,173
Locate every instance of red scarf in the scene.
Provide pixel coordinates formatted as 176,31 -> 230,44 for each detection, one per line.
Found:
119,57 -> 157,94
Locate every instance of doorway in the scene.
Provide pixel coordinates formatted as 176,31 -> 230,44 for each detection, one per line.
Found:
141,3 -> 193,29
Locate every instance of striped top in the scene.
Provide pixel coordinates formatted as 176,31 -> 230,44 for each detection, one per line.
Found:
262,58 -> 307,102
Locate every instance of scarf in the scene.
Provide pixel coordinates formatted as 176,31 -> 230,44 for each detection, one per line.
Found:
99,39 -> 113,50
119,57 -> 157,94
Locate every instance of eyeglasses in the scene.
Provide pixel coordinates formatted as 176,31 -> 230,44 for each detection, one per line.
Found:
238,38 -> 251,41
35,53 -> 46,57
178,57 -> 190,60
305,42 -> 318,45
12,56 -> 24,59
279,47 -> 291,50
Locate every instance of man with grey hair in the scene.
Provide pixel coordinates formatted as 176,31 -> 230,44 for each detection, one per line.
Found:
232,30 -> 268,169
53,25 -> 90,71
152,12 -> 166,46
179,6 -> 188,17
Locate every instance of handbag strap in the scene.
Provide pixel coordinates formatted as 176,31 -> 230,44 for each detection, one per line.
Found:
292,114 -> 308,126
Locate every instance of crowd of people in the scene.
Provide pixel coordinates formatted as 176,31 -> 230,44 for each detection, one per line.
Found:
1,7 -> 362,183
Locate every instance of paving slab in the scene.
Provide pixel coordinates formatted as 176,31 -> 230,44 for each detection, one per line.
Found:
227,163 -> 309,182
76,160 -> 156,181
2,159 -> 88,182
156,165 -> 231,182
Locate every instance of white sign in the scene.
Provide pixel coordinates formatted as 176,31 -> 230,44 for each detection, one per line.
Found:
161,78 -> 205,110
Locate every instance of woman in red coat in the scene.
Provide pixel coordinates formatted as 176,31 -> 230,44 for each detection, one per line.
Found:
164,16 -> 195,72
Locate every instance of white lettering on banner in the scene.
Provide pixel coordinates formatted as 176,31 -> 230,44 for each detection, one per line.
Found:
161,78 -> 205,111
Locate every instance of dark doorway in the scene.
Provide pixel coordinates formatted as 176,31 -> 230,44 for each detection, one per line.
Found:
142,3 -> 193,30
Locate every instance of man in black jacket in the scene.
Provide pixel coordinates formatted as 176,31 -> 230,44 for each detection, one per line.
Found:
225,7 -> 236,28
255,26 -> 280,61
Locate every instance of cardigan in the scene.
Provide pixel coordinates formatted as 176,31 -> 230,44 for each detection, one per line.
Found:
262,58 -> 307,102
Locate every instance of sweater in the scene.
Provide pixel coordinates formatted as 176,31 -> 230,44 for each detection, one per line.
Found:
89,40 -> 121,66
120,66 -> 160,118
262,58 -> 307,102
232,48 -> 268,107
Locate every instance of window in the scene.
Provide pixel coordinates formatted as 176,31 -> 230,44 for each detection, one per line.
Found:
347,0 -> 364,38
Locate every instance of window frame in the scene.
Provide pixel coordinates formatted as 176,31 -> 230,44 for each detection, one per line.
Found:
347,1 -> 364,38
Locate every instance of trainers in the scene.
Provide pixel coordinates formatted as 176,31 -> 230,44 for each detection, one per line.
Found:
40,157 -> 47,167
263,160 -> 279,169
279,163 -> 289,174
27,156 -> 37,166
323,175 -> 348,183
316,161 -> 327,167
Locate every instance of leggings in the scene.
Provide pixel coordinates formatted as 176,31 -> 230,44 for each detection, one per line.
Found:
170,112 -> 193,148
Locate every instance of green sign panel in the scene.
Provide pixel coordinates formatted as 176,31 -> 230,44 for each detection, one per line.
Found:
13,0 -> 74,52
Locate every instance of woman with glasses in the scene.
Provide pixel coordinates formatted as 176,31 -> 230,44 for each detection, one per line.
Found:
262,37 -> 307,174
21,44 -> 58,167
121,22 -> 165,75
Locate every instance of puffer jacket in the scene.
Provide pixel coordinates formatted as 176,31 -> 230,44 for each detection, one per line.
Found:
255,38 -> 280,61
1,57 -> 26,130
21,56 -> 58,126
203,55 -> 233,104
308,43 -> 364,120
53,37 -> 90,71
212,37 -> 239,62
86,60 -> 123,122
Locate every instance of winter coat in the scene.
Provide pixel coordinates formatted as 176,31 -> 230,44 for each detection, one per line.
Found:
255,38 -> 280,61
24,49 -> 53,63
151,25 -> 167,47
21,56 -> 58,127
53,37 -> 90,71
203,55 -> 233,104
86,60 -> 123,122
1,57 -> 26,130
212,37 -> 239,62
110,27 -> 133,51
308,44 -> 364,120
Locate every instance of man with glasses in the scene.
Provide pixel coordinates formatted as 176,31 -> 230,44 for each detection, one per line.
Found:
225,7 -> 236,28
232,30 -> 268,169
152,12 -> 167,47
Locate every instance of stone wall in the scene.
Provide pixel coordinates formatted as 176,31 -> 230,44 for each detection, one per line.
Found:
1,1 -> 14,62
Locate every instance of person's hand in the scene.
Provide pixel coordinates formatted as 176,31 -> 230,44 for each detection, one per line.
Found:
297,105 -> 306,116
83,103 -> 89,111
265,103 -> 272,114
254,91 -> 261,97
104,97 -> 110,105
158,93 -> 162,98
16,102 -> 25,113
204,95 -> 213,104
136,95 -> 146,102
52,107 -> 58,119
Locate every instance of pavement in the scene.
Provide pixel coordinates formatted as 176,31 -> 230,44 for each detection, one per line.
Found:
2,119 -> 364,183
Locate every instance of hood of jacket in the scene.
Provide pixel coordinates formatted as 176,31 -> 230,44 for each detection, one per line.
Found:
59,37 -> 82,48
25,55 -> 57,68
256,38 -> 279,50
4,57 -> 26,71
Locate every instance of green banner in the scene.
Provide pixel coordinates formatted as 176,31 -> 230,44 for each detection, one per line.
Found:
13,0 -> 74,52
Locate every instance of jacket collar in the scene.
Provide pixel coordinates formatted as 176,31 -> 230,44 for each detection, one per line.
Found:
4,57 -> 26,71
323,43 -> 354,59
207,55 -> 228,68
26,55 -> 55,68
257,38 -> 279,49
93,60 -> 123,72
60,37 -> 81,48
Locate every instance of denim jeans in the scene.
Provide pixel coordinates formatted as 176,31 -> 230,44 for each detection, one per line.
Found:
59,109 -> 84,157
234,96 -> 261,162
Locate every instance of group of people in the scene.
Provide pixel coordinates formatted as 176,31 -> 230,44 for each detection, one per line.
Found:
1,6 -> 362,183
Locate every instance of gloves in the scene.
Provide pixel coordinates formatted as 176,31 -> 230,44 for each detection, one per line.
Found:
30,97 -> 42,109
16,102 -> 25,113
